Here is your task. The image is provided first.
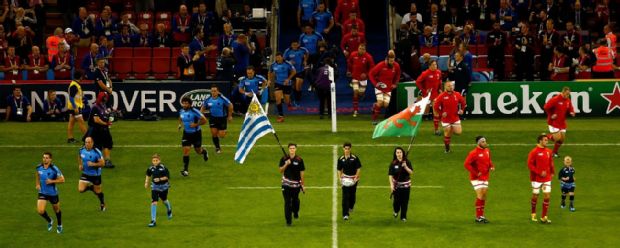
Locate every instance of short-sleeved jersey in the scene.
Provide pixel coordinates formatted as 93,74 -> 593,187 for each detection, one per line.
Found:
558,166 -> 575,183
433,91 -> 466,123
340,32 -> 366,55
239,75 -> 267,94
299,0 -> 319,21
146,163 -> 170,190
80,147 -> 103,176
388,159 -> 413,183
88,103 -> 110,130
283,47 -> 309,72
180,108 -> 204,133
544,94 -> 574,129
347,51 -> 375,80
37,164 -> 63,196
269,61 -> 296,85
416,69 -> 442,100
464,146 -> 494,181
299,32 -> 323,55
369,61 -> 401,94
337,154 -> 362,176
202,95 -> 231,118
527,146 -> 555,182
279,155 -> 305,181
312,10 -> 333,33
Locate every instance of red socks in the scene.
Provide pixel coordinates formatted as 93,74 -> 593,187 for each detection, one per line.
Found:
444,136 -> 451,151
353,95 -> 359,112
542,198 -> 550,217
372,104 -> 381,120
433,116 -> 439,130
531,197 -> 538,214
475,198 -> 485,218
553,141 -> 563,154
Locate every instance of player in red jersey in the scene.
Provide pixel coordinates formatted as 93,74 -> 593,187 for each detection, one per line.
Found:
368,50 -> 401,124
543,87 -> 576,158
433,81 -> 466,153
527,134 -> 556,224
341,26 -> 366,58
416,60 -> 443,135
464,136 -> 494,223
347,44 -> 374,117
334,0 -> 360,26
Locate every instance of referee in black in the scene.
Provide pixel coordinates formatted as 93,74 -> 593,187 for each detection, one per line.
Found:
279,143 -> 305,226
337,142 -> 361,221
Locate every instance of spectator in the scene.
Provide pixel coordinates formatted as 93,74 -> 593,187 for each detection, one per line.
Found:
41,89 -> 64,121
0,25 -> 8,61
177,45 -> 194,80
298,0 -> 319,28
514,24 -> 535,81
492,0 -> 515,31
486,21 -> 507,80
114,25 -> 134,47
460,24 -> 477,46
341,11 -> 365,36
172,4 -> 192,45
401,3 -> 423,25
51,44 -> 73,80
63,28 -> 78,53
575,46 -> 593,79
603,24 -> 617,54
334,0 -> 360,26
549,47 -> 570,81
12,7 -> 37,30
215,47 -> 236,83
447,6 -> 464,28
244,27 -> 262,70
539,19 -> 560,80
341,25 -> 365,58
420,53 -> 432,71
152,23 -> 172,48
543,0 -> 559,22
24,45 -> 48,80
5,86 -> 31,122
419,26 -> 438,48
95,8 -> 116,39
231,34 -> 252,78
0,2 -> 7,25
81,43 -> 100,80
191,2 -> 216,38
72,7 -> 95,47
117,13 -> 140,35
562,21 -> 582,59
568,1 -> 587,30
98,36 -> 112,65
532,10 -> 549,35
1,46 -> 21,80
134,23 -> 153,47
594,0 -> 610,30
311,2 -> 335,44
218,23 -> 236,52
214,0 -> 228,18
10,25 -> 34,59
438,24 -> 454,46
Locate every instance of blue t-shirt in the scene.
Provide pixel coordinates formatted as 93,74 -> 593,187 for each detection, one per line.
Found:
312,10 -> 333,33
37,164 -> 63,196
6,95 -> 30,117
231,40 -> 250,75
269,61 -> 296,85
80,147 -> 103,176
202,95 -> 231,117
239,75 -> 267,95
180,108 -> 204,133
299,0 -> 319,21
283,47 -> 309,72
299,32 -> 323,55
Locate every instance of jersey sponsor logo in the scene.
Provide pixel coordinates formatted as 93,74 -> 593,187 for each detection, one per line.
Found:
478,154 -> 484,157
180,89 -> 212,108
538,152 -> 544,156
293,162 -> 299,165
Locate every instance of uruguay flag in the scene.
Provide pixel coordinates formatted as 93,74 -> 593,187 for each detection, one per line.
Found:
234,93 -> 275,164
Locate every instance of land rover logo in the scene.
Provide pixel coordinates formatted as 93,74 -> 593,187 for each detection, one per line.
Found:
180,89 -> 211,108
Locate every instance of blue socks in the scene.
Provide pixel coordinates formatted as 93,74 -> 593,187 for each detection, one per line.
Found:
164,200 -> 171,212
151,204 -> 157,222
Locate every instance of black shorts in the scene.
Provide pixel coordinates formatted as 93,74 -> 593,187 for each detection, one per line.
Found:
209,116 -> 227,130
151,189 -> 169,202
89,129 -> 113,149
68,107 -> 84,117
80,173 -> 102,185
294,71 -> 305,79
182,130 -> 202,147
561,186 -> 575,193
274,84 -> 292,95
38,193 -> 59,204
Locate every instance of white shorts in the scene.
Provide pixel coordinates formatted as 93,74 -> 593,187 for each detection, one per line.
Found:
374,89 -> 391,103
471,180 -> 489,190
352,80 -> 367,92
548,125 -> 566,133
531,181 -> 552,194
442,120 -> 461,128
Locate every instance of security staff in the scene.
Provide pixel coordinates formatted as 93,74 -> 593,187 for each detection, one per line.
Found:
279,143 -> 305,226
514,25 -> 535,81
67,70 -> 87,143
200,85 -> 233,154
337,142 -> 361,220
592,39 -> 616,79
486,21 -> 507,81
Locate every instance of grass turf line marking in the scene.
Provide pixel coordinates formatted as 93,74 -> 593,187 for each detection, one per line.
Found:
332,145 -> 338,248
227,186 -> 444,189
2,143 -> 619,148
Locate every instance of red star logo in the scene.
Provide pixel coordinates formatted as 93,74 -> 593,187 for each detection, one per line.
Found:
601,83 -> 620,114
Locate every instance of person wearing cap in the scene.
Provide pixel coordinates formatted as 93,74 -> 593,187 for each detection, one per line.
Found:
86,92 -> 115,168
464,136 -> 495,224
433,81 -> 466,153
368,50 -> 401,124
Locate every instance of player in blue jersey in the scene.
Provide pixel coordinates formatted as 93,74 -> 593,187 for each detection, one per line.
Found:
559,156 -> 576,211
311,2 -> 335,44
237,66 -> 268,113
269,52 -> 296,122
200,85 -> 233,154
179,97 -> 209,176
78,137 -> 106,211
299,24 -> 324,57
284,40 -> 309,107
297,0 -> 319,28
36,152 -> 65,233
144,153 -> 173,227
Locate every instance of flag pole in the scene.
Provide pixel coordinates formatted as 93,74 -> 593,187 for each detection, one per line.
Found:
405,135 -> 416,157
272,132 -> 287,157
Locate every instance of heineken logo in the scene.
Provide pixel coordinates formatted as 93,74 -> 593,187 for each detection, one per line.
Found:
180,89 -> 211,108
601,83 -> 620,114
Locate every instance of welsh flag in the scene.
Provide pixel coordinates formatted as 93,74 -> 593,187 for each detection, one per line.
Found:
372,93 -> 431,139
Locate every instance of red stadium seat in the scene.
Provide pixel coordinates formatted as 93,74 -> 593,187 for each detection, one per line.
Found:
153,47 -> 171,57
438,45 -> 454,56
420,46 -> 437,56
114,48 -> 133,57
152,57 -> 172,79
110,57 -> 133,80
76,47 -> 90,70
133,47 -> 152,57
133,57 -> 152,79
156,11 -> 172,22
122,11 -> 136,22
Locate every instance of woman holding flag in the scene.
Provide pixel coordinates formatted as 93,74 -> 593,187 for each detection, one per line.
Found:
388,147 -> 413,222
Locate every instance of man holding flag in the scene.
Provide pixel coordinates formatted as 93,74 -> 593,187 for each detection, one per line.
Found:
279,143 -> 306,226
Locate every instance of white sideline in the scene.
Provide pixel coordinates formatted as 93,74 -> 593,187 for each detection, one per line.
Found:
227,186 -> 444,190
331,145 -> 338,248
1,143 -> 618,148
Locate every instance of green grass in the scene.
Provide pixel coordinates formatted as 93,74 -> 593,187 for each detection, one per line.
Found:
1,116 -> 619,247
